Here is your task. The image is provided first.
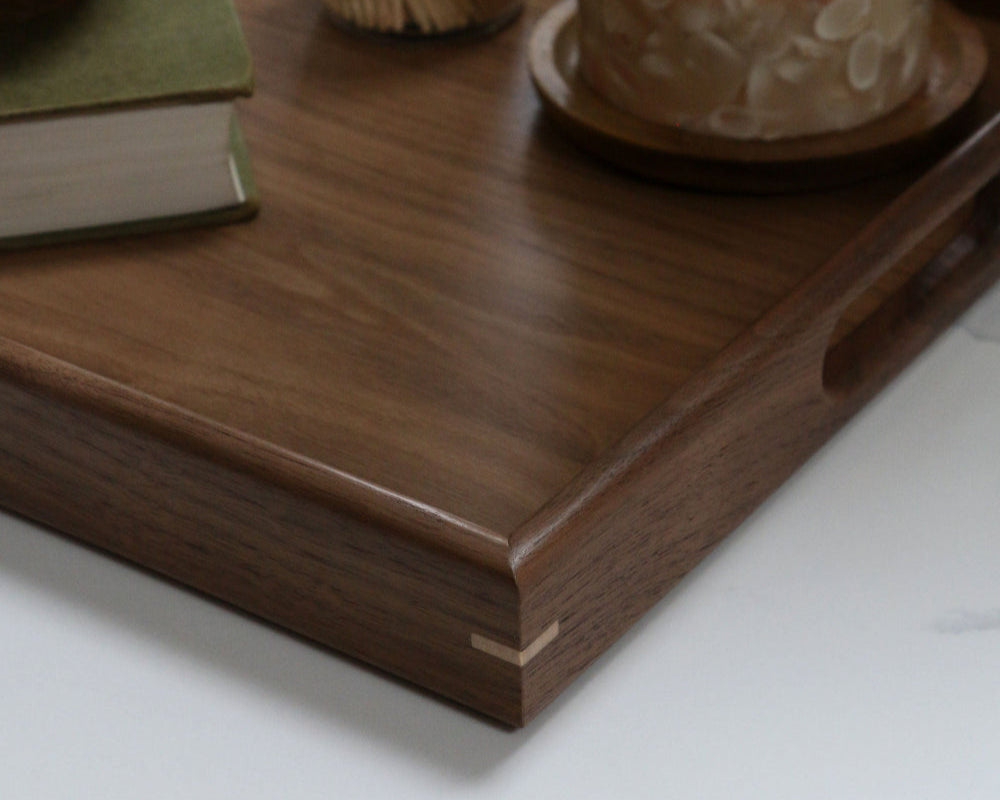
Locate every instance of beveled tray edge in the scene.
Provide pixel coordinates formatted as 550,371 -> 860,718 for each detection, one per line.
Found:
0,336 -> 509,572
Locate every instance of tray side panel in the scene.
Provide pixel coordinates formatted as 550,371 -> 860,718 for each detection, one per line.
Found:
512,164 -> 1000,724
0,363 -> 525,724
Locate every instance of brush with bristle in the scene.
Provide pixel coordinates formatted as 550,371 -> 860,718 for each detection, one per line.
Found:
324,0 -> 518,36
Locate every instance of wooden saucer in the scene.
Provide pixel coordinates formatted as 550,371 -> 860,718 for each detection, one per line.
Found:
529,0 -> 989,192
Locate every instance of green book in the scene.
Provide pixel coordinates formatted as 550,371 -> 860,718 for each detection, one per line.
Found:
0,0 -> 258,247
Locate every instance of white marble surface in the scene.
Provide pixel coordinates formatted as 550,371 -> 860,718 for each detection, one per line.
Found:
2,285 -> 999,799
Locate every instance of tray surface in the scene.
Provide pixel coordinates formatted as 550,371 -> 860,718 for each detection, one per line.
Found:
0,0 -> 959,534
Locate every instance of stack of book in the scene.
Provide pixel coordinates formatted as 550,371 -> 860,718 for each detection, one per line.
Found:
0,0 -> 257,246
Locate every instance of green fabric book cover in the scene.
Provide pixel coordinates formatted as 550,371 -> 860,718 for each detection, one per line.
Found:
0,0 -> 258,246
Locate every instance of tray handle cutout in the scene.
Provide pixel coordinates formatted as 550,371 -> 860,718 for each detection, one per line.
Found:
817,114 -> 1000,401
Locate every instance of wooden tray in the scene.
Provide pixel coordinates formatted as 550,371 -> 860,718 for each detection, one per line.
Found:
2,0 -> 1000,727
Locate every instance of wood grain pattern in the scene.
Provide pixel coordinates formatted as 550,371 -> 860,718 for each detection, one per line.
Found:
0,0 -> 998,726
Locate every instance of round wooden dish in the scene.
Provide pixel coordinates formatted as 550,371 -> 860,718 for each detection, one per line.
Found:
529,0 -> 989,193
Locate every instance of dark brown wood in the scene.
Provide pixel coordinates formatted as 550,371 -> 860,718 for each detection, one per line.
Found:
529,0 -> 989,192
0,0 -> 999,726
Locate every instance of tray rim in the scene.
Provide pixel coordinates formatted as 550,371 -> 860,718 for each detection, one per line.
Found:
0,334 -> 513,573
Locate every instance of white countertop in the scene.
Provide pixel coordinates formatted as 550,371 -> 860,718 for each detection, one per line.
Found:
2,284 -> 999,799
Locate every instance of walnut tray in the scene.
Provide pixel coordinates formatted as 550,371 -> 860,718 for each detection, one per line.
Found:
2,0 -> 1000,726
